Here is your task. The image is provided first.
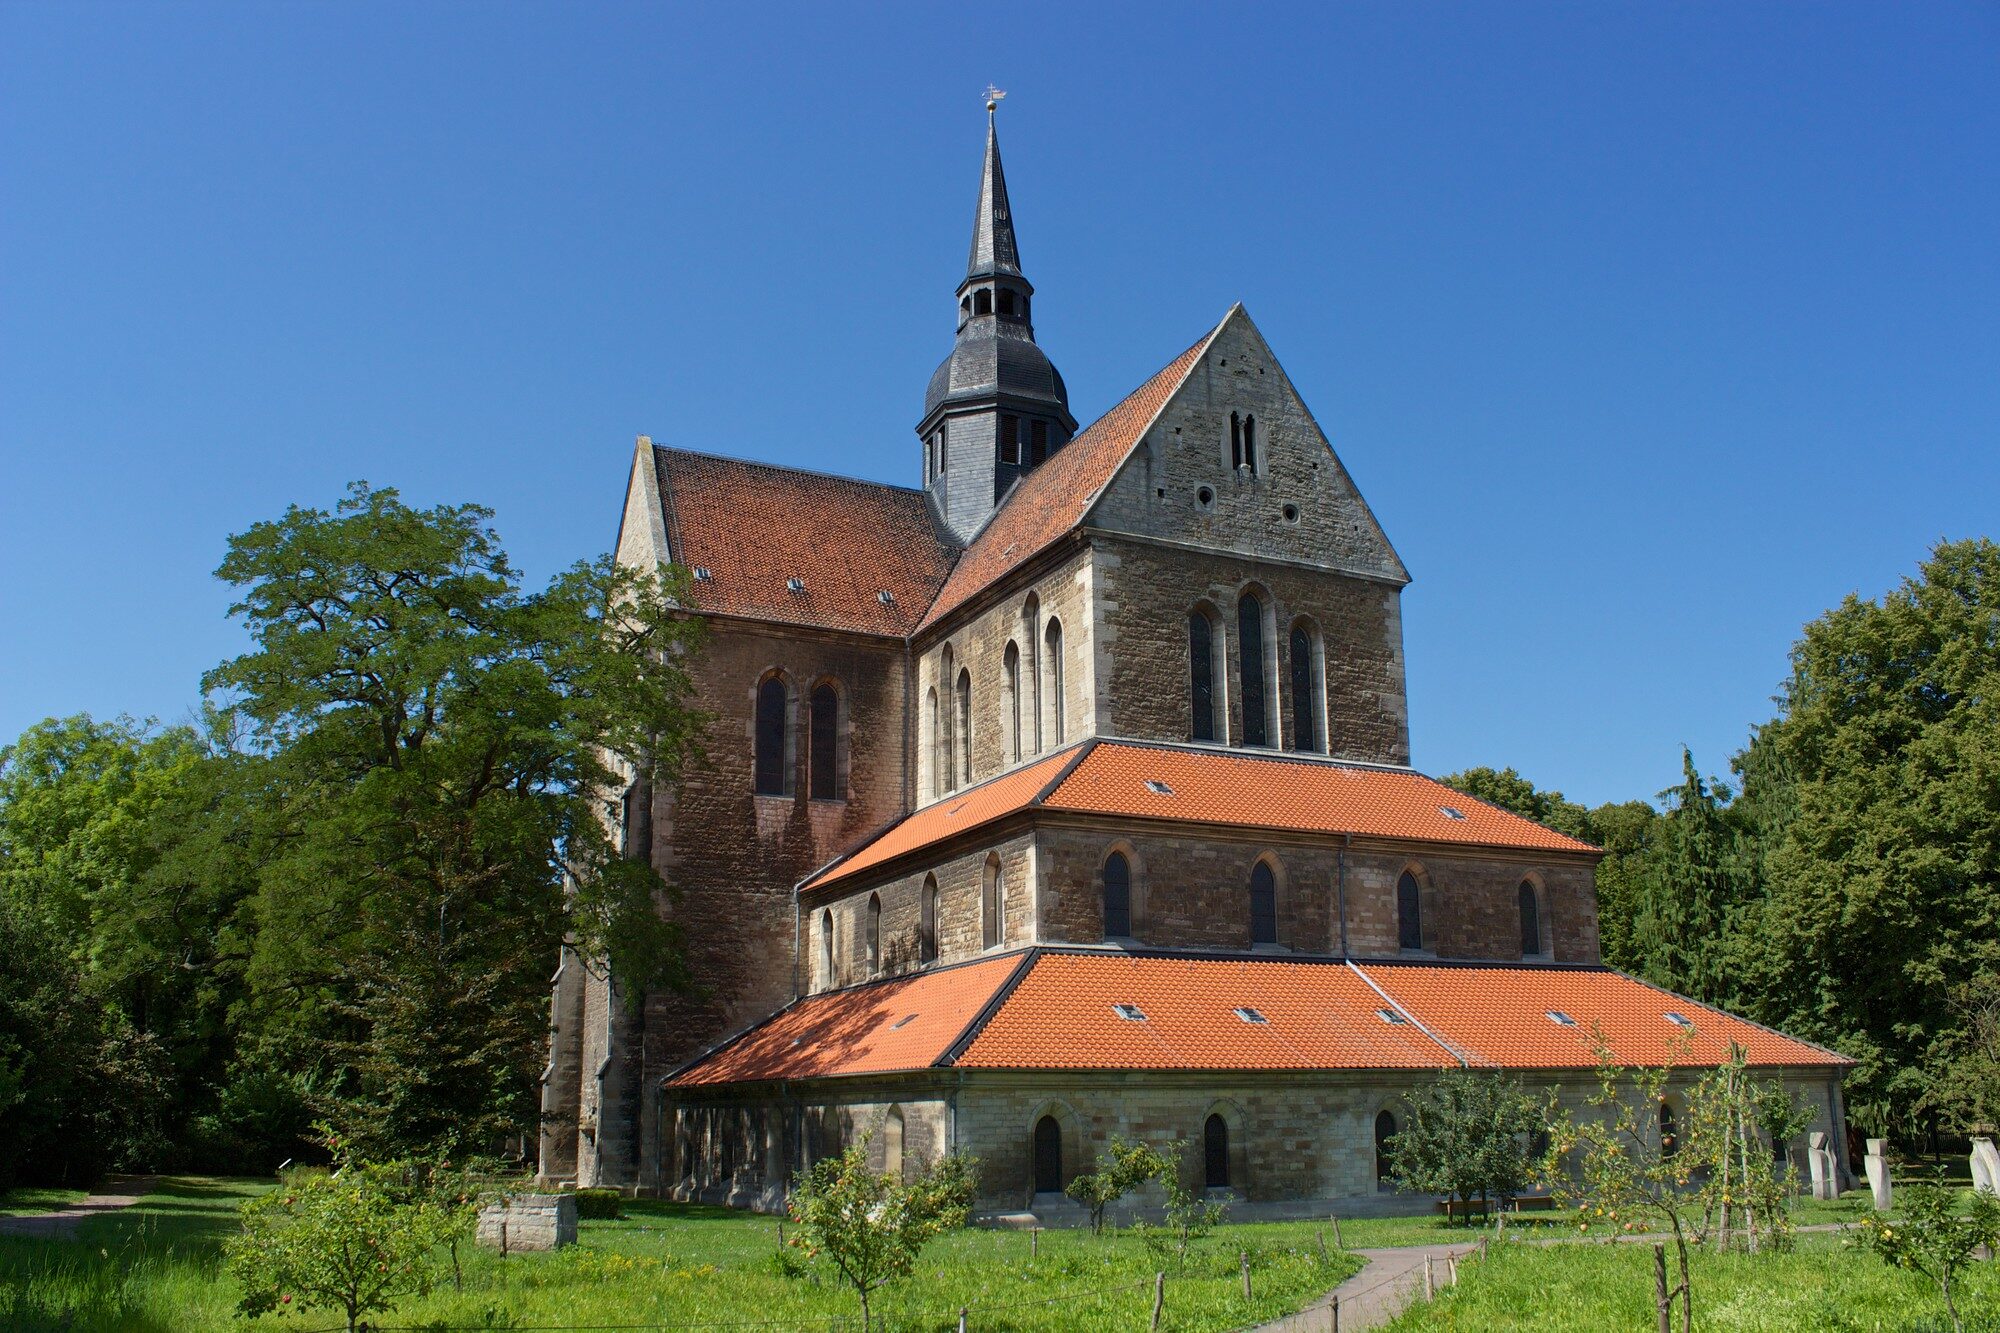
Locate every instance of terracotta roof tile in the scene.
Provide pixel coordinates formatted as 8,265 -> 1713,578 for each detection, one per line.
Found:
916,325 -> 1219,633
956,952 -> 1457,1071
801,745 -> 1085,890
668,953 -> 1024,1087
1366,963 -> 1851,1070
805,741 -> 1595,891
656,448 -> 959,637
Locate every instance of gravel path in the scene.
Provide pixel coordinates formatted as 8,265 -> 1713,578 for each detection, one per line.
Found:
0,1175 -> 157,1238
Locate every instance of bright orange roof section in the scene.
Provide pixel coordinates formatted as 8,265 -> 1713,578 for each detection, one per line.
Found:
805,740 -> 1596,892
668,954 -> 1024,1087
917,325 -> 1217,633
1368,963 -> 1850,1070
955,952 -> 1456,1071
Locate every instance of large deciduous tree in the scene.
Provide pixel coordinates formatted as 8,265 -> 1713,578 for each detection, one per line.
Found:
205,482 -> 703,1158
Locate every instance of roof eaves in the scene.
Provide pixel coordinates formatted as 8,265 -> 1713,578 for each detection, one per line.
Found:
661,994 -> 809,1086
1601,966 -> 1859,1068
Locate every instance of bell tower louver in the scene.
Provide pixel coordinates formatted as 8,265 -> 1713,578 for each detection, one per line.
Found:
918,105 -> 1076,542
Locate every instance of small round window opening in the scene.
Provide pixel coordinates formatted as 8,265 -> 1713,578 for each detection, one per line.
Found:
1282,504 -> 1300,524
1195,486 -> 1216,511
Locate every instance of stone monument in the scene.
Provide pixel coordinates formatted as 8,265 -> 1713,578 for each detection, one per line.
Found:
1808,1131 -> 1840,1201
1972,1136 -> 1999,1196
1864,1138 -> 1892,1210
476,1193 -> 578,1252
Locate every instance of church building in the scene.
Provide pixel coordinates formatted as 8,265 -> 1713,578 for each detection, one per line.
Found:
540,111 -> 1851,1218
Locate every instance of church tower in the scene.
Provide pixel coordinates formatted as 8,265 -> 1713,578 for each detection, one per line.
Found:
918,105 -> 1076,542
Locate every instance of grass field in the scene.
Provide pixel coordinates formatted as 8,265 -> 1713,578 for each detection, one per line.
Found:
1379,1230 -> 2000,1332
0,1177 -> 1360,1331
0,1187 -> 89,1217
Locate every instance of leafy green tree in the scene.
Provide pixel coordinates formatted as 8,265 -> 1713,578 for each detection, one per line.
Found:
1851,1173 -> 2000,1333
1927,974 -> 2000,1133
1633,751 -> 1752,1007
227,1164 -> 453,1332
1733,538 -> 2000,1133
1442,766 -> 1594,842
1132,1140 -> 1228,1270
1064,1134 -> 1168,1234
783,1141 -> 976,1330
1384,1068 -> 1546,1218
204,482 -> 705,1157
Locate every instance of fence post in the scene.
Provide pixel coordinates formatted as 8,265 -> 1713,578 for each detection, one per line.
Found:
1448,1255 -> 1458,1286
499,1219 -> 509,1259
1241,1250 -> 1252,1301
957,1306 -> 968,1332
1332,1214 -> 1343,1250
1316,1226 -> 1327,1261
1031,1226 -> 1039,1259
1330,1293 -> 1339,1332
1653,1242 -> 1671,1333
1423,1254 -> 1435,1300
1151,1271 -> 1165,1331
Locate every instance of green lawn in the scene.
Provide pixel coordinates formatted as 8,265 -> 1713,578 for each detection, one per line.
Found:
0,1178 -> 1360,1332
1380,1230 -> 1999,1332
0,1187 -> 89,1217
1298,1189 -> 1878,1251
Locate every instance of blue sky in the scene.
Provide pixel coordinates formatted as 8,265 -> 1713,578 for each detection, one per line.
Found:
2,2 -> 1995,807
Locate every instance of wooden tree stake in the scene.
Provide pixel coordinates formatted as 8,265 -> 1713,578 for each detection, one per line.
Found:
1151,1271 -> 1165,1331
1241,1250 -> 1253,1300
1424,1254 -> 1435,1299
1653,1242 -> 1671,1333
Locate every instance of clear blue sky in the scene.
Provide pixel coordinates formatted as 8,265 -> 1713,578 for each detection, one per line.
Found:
3,3 -> 1995,807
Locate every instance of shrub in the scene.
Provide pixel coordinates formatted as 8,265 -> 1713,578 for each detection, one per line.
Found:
1065,1136 -> 1168,1234
1852,1173 -> 2000,1333
784,1140 -> 976,1330
572,1187 -> 624,1219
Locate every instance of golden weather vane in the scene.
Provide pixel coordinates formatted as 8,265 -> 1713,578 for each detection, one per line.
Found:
984,85 -> 1007,114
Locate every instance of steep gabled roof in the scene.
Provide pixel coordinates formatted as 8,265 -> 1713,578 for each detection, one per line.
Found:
916,320 -> 1223,633
801,739 -> 1599,893
653,448 -> 959,637
665,950 -> 1853,1087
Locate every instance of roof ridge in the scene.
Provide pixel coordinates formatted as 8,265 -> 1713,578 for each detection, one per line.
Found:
1029,735 -> 1101,806
654,444 -> 940,500
937,948 -> 1043,1066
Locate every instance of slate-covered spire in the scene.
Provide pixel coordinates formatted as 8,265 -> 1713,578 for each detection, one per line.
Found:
918,100 -> 1075,543
966,112 -> 1022,281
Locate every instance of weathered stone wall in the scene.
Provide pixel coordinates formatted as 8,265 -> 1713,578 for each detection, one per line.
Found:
476,1194 -> 578,1251
914,545 -> 1093,800
538,944 -> 586,1184
1091,538 -> 1408,765
806,833 -> 1036,990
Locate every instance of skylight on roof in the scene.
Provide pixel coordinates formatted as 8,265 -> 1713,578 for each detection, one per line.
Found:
1234,1007 -> 1268,1024
1547,1010 -> 1577,1027
1144,780 -> 1174,796
693,566 -> 713,581
877,590 -> 896,605
786,576 -> 806,594
1439,806 -> 1468,821
1376,1007 -> 1409,1026
1112,1003 -> 1147,1021
1664,1012 -> 1694,1029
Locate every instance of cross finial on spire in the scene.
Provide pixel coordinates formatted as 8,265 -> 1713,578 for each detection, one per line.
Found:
984,85 -> 1007,115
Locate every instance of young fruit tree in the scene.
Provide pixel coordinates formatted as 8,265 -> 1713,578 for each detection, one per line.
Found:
225,1164 -> 452,1332
1064,1135 -> 1169,1234
1852,1173 -> 2000,1333
1383,1068 -> 1548,1220
1131,1140 -> 1228,1270
784,1140 -> 977,1330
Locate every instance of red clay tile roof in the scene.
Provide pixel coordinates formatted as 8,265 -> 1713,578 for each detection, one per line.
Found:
1367,962 -> 1850,1070
667,950 -> 1849,1086
668,953 -> 1026,1087
954,952 -> 1456,1071
655,448 -> 959,637
803,740 -> 1596,892
916,324 -> 1220,633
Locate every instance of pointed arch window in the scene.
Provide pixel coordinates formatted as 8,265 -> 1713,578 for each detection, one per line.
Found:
1519,881 -> 1543,957
1042,618 -> 1065,745
1103,852 -> 1132,940
1375,1110 -> 1398,1188
883,1107 -> 905,1178
919,875 -> 939,964
1288,621 -> 1324,754
1021,596 -> 1043,756
1250,861 -> 1278,946
1242,414 -> 1257,474
1237,592 -> 1271,747
810,681 -> 843,799
754,674 -> 791,796
819,909 -> 834,990
1003,642 -> 1022,764
1230,411 -> 1243,470
982,855 -> 1005,950
1189,609 -> 1217,742
1397,871 -> 1424,952
866,893 -> 882,974
1033,1115 -> 1062,1193
1659,1101 -> 1679,1159
1204,1114 -> 1230,1188
954,668 -> 973,786
924,686 -> 941,800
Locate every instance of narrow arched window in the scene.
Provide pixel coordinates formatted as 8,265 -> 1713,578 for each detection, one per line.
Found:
974,289 -> 992,315
1033,1115 -> 1062,1193
754,675 -> 790,795
1237,594 -> 1269,747
1519,881 -> 1542,957
1043,618 -> 1065,744
1659,1102 -> 1679,1159
866,893 -> 882,974
1242,414 -> 1257,474
1250,861 -> 1278,946
923,686 -> 940,800
982,856 -> 1005,950
809,682 -> 842,799
954,668 -> 973,785
819,909 -> 834,989
1103,852 -> 1131,939
884,1107 -> 905,1179
1204,1114 -> 1230,1188
1003,642 -> 1022,763
1021,596 -> 1043,755
1189,610 -> 1216,742
1375,1110 -> 1397,1188
1397,871 -> 1423,952
919,876 -> 939,964
1288,624 -> 1319,753
1229,410 -> 1243,470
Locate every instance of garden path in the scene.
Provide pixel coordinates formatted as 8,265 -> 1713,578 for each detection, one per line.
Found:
1251,1240 -> 1481,1332
0,1175 -> 156,1238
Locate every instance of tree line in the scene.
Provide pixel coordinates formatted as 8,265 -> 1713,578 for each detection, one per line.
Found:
1444,536 -> 2000,1143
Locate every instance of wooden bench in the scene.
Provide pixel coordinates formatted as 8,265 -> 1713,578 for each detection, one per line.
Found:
1434,1194 -> 1559,1220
